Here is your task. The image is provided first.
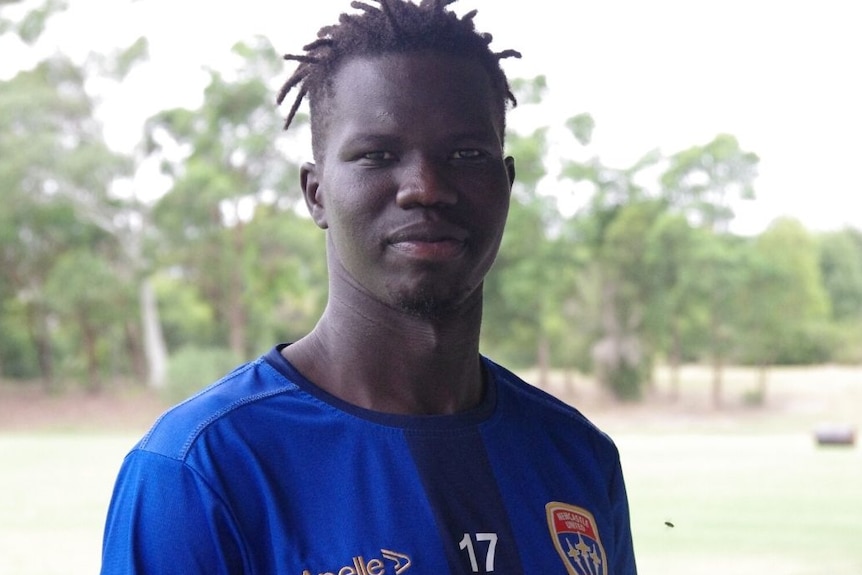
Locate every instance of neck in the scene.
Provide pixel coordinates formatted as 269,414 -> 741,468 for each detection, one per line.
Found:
284,285 -> 486,415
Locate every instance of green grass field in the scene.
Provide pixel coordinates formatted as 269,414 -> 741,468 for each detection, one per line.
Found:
1,364 -> 860,574
0,434 -> 138,575
620,434 -> 862,574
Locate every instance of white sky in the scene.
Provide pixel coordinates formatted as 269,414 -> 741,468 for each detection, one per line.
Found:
5,0 -> 861,235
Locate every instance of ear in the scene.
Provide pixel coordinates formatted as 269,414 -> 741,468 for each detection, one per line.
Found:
504,156 -> 516,188
300,162 -> 328,229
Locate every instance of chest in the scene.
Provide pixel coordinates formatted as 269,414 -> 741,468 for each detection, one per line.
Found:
200,423 -> 618,574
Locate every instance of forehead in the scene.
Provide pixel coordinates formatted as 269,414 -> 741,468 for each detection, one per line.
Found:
314,52 -> 504,149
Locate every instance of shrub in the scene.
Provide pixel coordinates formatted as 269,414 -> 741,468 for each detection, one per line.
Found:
164,346 -> 243,404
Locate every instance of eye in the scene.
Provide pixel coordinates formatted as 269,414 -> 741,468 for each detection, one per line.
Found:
451,149 -> 484,161
361,150 -> 397,162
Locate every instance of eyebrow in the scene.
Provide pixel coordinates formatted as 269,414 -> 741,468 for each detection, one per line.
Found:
339,133 -> 402,149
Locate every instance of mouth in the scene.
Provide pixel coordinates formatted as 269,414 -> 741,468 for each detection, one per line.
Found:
387,224 -> 468,262
389,238 -> 467,261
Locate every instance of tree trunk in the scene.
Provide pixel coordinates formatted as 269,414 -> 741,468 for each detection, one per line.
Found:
757,363 -> 769,404
563,368 -> 574,397
709,307 -> 724,409
125,319 -> 148,385
537,335 -> 550,389
141,278 -> 168,389
226,218 -> 248,359
711,353 -> 724,408
27,303 -> 55,391
669,321 -> 682,401
227,266 -> 247,359
81,316 -> 101,393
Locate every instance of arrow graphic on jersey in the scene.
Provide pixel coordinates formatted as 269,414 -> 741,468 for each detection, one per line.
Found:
381,549 -> 411,573
301,549 -> 411,575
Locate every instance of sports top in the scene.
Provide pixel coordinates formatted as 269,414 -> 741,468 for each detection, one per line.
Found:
101,345 -> 636,575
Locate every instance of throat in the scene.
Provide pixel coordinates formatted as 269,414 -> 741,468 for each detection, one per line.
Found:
282,287 -> 487,415
283,328 -> 486,415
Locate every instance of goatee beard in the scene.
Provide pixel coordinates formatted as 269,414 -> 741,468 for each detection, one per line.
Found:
395,290 -> 458,320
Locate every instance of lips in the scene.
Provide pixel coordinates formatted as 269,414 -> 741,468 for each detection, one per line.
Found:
387,223 -> 468,261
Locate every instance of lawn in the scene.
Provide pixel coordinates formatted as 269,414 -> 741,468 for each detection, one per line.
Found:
1,364 -> 860,574
0,433 -> 138,575
620,433 -> 862,575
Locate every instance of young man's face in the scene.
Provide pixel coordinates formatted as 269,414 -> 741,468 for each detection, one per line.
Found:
301,51 -> 515,317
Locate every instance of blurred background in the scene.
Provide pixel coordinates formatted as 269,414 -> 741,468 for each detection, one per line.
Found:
1,1 -> 860,573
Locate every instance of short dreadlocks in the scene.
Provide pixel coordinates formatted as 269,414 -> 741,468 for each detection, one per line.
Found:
276,0 -> 521,159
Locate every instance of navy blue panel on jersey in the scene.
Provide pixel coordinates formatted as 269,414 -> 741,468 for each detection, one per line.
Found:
406,428 -> 523,574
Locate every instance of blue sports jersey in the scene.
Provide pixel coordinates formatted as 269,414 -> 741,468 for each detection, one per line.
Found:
101,345 -> 636,574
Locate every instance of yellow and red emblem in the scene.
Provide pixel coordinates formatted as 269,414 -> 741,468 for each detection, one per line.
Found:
546,502 -> 608,575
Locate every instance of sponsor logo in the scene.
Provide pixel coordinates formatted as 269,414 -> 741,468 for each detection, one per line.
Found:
302,549 -> 411,575
546,502 -> 607,575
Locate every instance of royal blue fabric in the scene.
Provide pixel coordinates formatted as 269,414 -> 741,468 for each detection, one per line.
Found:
101,345 -> 636,574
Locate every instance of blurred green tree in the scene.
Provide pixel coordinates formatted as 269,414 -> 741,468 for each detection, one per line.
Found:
560,145 -> 662,400
0,55 -> 131,387
660,134 -> 760,406
146,37 -> 318,359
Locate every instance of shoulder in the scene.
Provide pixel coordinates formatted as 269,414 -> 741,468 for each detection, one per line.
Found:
484,358 -> 619,452
136,350 -> 299,460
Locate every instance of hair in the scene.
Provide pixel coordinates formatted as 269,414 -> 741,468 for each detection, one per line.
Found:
276,0 -> 521,158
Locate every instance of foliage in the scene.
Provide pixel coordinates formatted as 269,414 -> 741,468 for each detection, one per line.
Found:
0,0 -> 68,44
163,346 -> 244,404
0,51 -> 132,387
559,141 -> 663,399
661,133 -> 759,231
152,273 -> 219,352
0,298 -> 39,378
736,218 -> 831,366
2,10 -> 862,403
146,37 -> 314,360
828,321 -> 862,364
44,249 -> 136,390
818,228 -> 862,322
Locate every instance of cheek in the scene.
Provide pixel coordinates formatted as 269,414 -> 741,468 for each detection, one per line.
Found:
325,168 -> 394,212
473,173 -> 512,228
322,177 -> 392,255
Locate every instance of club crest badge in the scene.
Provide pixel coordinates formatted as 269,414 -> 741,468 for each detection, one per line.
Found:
546,502 -> 608,575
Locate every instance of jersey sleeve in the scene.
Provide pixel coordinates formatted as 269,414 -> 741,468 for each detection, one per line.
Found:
609,454 -> 638,575
100,449 -> 247,575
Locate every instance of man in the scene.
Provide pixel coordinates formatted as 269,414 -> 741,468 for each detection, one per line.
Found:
101,1 -> 637,573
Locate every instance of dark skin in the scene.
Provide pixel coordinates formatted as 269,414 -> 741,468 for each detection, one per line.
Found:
284,51 -> 516,415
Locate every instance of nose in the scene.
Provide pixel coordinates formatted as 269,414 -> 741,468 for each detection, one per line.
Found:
395,156 -> 458,208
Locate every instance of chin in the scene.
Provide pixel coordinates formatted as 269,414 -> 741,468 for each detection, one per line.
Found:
395,296 -> 454,319
391,285 -> 479,319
